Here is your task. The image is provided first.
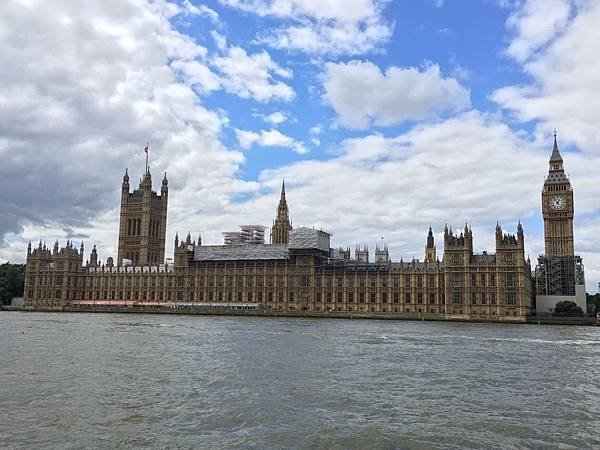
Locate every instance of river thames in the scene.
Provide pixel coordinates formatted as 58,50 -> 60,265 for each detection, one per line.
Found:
0,312 -> 599,449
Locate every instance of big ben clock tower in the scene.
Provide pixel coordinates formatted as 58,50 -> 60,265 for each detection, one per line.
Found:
541,134 -> 574,256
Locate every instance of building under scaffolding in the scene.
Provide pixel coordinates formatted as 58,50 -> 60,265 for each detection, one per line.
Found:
223,225 -> 266,245
535,255 -> 586,313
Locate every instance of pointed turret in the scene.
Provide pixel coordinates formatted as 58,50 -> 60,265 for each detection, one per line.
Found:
549,130 -> 564,172
161,172 -> 168,195
90,244 -> 98,267
425,227 -> 437,262
122,168 -> 130,192
270,179 -> 292,244
517,221 -> 524,246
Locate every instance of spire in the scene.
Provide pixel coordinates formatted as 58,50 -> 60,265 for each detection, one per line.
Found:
427,227 -> 434,248
548,129 -> 565,174
550,130 -> 562,161
271,179 -> 291,244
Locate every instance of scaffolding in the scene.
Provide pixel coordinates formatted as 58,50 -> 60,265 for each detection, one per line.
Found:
223,225 -> 266,245
535,254 -> 584,295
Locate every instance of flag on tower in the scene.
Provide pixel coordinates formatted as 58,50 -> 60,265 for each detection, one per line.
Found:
144,143 -> 149,172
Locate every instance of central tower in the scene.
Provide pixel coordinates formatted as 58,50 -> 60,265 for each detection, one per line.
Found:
270,180 -> 292,244
117,167 -> 168,265
541,134 -> 574,256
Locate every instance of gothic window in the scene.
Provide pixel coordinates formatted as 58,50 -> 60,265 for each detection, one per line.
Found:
381,292 -> 387,303
337,292 -> 343,303
348,292 -> 354,303
452,273 -> 461,287
301,275 -> 309,288
370,292 -> 376,303
405,292 -> 411,304
452,292 -> 462,304
429,293 -> 435,304
506,293 -> 516,305
506,274 -> 515,287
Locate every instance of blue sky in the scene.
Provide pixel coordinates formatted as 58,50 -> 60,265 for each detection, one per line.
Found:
1,0 -> 599,289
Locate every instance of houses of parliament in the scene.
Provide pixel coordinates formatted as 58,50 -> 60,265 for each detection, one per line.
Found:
22,137 -> 586,319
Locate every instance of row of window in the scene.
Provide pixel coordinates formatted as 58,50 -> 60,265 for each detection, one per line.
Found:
29,288 -> 519,307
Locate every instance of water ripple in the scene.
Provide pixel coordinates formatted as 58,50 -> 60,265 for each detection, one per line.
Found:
1,312 -> 599,448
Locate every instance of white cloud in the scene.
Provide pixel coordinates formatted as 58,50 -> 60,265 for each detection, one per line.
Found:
309,125 -> 322,135
0,0 -> 252,261
235,128 -> 308,154
210,30 -> 227,51
493,0 -> 600,153
219,0 -> 393,55
504,0 -> 572,63
171,59 -> 222,92
212,46 -> 295,102
262,111 -> 288,125
323,60 -> 471,129
248,111 -> 547,260
182,0 -> 220,23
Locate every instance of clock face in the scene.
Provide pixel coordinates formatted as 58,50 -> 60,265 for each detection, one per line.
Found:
550,196 -> 566,210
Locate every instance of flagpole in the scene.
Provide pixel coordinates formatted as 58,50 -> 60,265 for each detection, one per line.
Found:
145,142 -> 149,173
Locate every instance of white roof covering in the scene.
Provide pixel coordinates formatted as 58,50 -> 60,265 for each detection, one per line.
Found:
194,244 -> 289,261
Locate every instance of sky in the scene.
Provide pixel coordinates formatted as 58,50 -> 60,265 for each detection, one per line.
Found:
1,0 -> 599,291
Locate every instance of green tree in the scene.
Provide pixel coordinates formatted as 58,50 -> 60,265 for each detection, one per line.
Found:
553,300 -> 584,317
0,263 -> 26,305
587,293 -> 600,309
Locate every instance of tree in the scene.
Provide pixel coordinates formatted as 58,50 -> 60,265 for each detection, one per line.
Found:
587,293 -> 600,309
0,263 -> 26,305
553,300 -> 584,317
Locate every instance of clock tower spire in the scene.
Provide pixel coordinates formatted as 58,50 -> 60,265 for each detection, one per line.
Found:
541,132 -> 574,256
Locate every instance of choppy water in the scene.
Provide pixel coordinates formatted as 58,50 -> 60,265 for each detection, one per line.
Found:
1,312 -> 599,449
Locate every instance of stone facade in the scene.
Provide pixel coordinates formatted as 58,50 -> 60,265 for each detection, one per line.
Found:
24,227 -> 534,319
117,168 -> 168,266
30,145 -> 585,320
